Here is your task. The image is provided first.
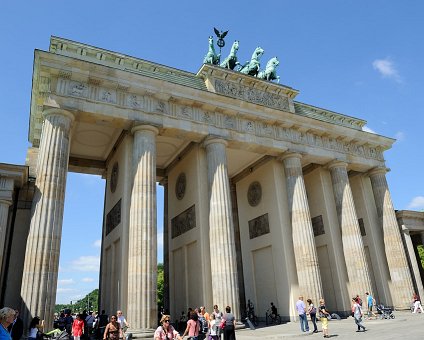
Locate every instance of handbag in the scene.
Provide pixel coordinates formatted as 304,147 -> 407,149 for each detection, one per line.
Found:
219,319 -> 226,330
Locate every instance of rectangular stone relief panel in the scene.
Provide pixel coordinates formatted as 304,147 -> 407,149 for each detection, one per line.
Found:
106,199 -> 121,235
312,215 -> 325,237
171,204 -> 196,239
248,213 -> 270,239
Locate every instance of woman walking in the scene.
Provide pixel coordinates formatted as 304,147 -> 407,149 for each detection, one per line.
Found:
352,298 -> 366,332
182,311 -> 199,340
222,306 -> 236,340
154,314 -> 182,340
319,299 -> 330,338
306,299 -> 318,333
103,315 -> 122,340
72,314 -> 84,340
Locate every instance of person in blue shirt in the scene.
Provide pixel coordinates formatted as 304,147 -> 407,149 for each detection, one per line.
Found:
365,292 -> 377,318
0,307 -> 15,340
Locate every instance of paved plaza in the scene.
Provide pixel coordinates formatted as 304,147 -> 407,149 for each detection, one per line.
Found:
233,311 -> 422,339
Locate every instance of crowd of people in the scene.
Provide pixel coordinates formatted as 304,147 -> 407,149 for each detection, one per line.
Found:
154,304 -> 235,340
1,292 -> 423,340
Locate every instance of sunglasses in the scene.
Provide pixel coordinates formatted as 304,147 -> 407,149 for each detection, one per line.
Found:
164,320 -> 170,323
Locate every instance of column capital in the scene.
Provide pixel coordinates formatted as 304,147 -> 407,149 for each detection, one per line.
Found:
327,160 -> 348,171
279,151 -> 303,162
131,124 -> 159,135
0,199 -> 12,207
42,108 -> 75,122
203,136 -> 228,148
368,166 -> 390,177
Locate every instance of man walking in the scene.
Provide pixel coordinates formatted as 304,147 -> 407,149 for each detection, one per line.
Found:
296,296 -> 309,332
365,292 -> 377,318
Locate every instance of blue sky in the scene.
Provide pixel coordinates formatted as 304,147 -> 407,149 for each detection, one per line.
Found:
1,1 -> 423,305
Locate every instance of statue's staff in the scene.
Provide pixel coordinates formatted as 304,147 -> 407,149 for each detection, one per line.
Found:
214,27 -> 228,64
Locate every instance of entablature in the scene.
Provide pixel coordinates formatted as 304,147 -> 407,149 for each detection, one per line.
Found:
30,39 -> 395,171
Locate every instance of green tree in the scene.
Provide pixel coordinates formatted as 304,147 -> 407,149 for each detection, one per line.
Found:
55,289 -> 99,314
157,263 -> 164,309
417,245 -> 424,270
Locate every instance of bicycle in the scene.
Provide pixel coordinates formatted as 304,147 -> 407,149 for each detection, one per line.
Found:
265,308 -> 281,325
246,310 -> 258,326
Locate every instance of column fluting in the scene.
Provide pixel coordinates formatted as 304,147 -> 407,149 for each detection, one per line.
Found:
369,167 -> 414,308
205,138 -> 240,319
127,125 -> 158,330
20,108 -> 74,328
281,153 -> 323,305
328,161 -> 373,299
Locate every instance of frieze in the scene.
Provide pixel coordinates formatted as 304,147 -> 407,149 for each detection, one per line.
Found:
106,199 -> 121,235
215,79 -> 290,111
46,77 -> 384,161
248,213 -> 270,239
171,204 -> 196,239
69,81 -> 88,97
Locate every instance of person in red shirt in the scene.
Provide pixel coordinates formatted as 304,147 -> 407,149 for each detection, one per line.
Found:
72,314 -> 84,340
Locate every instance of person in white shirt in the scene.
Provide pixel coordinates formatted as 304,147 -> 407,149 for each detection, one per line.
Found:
116,310 -> 129,337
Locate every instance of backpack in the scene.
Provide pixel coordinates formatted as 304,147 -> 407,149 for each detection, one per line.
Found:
198,315 -> 208,334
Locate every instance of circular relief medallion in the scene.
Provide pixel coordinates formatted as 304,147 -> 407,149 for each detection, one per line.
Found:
110,162 -> 119,193
247,181 -> 262,207
175,172 -> 186,200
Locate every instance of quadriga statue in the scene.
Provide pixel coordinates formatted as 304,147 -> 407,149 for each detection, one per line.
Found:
203,36 -> 220,65
239,46 -> 264,76
257,57 -> 280,83
220,40 -> 240,70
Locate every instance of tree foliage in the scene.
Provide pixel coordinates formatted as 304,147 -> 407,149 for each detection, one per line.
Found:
157,263 -> 164,309
55,264 -> 165,314
55,289 -> 99,314
417,245 -> 424,270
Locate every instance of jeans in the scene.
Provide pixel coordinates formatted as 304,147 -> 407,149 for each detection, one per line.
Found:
354,316 -> 365,331
310,313 -> 317,331
299,313 -> 309,332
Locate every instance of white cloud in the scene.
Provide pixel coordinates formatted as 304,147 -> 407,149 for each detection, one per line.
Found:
57,288 -> 77,293
372,58 -> 401,83
407,196 -> 424,210
82,277 -> 94,283
71,256 -> 100,272
362,126 -> 377,134
93,239 -> 102,248
58,279 -> 75,286
395,131 -> 405,141
157,231 -> 163,250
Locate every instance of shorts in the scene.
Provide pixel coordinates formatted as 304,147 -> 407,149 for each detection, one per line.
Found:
320,317 -> 328,330
368,305 -> 373,311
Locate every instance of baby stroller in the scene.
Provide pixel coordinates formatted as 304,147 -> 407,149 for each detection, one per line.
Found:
376,304 -> 395,319
43,329 -> 69,340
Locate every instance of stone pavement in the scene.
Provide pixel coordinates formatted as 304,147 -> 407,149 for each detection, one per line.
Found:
233,311 -> 423,340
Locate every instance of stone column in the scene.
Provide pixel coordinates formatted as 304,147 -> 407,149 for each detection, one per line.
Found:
0,177 -> 13,270
127,125 -> 158,330
328,161 -> 373,299
20,108 -> 74,328
205,138 -> 239,319
402,228 -> 424,301
369,167 -> 414,308
281,153 -> 323,305
160,178 -> 170,313
230,182 -> 246,317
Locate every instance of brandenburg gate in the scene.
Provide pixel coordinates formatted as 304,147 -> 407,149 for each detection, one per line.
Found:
0,36 -> 419,333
